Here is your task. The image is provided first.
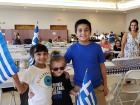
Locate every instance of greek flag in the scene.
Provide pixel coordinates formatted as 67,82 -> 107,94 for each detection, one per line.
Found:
77,70 -> 97,105
0,32 -> 19,84
32,23 -> 39,45
29,23 -> 39,65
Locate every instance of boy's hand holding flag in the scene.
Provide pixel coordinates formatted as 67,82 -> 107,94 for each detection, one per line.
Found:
77,69 -> 97,105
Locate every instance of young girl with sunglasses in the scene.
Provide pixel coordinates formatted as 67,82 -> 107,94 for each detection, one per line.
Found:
50,51 -> 75,105
13,44 -> 52,105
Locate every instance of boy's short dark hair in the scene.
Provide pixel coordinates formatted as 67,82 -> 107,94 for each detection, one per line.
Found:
128,19 -> 139,32
30,44 -> 48,58
75,19 -> 92,33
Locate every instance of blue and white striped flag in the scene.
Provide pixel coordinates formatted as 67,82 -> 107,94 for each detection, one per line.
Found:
32,23 -> 39,45
77,69 -> 97,105
29,22 -> 39,66
0,32 -> 19,84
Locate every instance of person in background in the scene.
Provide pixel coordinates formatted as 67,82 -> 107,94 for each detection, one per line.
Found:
108,31 -> 115,43
50,50 -> 76,105
13,32 -> 22,45
54,36 -> 63,42
48,39 -> 53,43
65,19 -> 108,105
113,40 -> 121,58
120,19 -> 140,58
100,38 -> 113,60
13,44 -> 52,105
100,38 -> 112,51
120,32 -> 124,41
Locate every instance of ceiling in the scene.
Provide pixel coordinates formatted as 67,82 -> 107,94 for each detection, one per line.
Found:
76,0 -> 132,2
77,0 -> 119,1
0,0 -> 139,12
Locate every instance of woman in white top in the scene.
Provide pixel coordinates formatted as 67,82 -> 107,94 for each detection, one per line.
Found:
120,19 -> 140,58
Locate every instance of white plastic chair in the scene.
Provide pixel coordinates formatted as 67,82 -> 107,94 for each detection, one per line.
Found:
106,74 -> 123,105
119,70 -> 140,105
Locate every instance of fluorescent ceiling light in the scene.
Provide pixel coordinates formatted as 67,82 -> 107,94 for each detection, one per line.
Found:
118,0 -> 140,10
0,0 -> 116,9
0,0 -> 139,11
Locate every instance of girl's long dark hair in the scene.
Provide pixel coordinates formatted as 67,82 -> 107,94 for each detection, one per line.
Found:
30,44 -> 48,64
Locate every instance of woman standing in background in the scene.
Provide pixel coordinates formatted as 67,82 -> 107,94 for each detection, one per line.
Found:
120,19 -> 140,58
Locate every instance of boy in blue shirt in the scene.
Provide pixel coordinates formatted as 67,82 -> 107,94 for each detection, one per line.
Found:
65,19 -> 108,105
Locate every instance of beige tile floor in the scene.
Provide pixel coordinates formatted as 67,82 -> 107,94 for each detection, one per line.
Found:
1,91 -> 140,105
1,91 -> 20,105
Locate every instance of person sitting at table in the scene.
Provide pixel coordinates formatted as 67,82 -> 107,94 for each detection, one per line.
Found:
13,32 -> 22,45
54,36 -> 64,42
108,31 -> 115,43
100,38 -> 113,60
113,40 -> 121,58
46,39 -> 53,48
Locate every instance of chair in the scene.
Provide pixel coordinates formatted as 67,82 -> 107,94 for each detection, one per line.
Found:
106,74 -> 123,105
112,57 -> 129,61
0,83 -> 17,105
23,39 -> 32,44
118,70 -> 140,105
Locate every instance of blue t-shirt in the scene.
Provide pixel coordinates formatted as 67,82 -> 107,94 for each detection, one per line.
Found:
64,42 -> 105,87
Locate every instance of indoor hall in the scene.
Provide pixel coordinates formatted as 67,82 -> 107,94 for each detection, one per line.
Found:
0,0 -> 140,105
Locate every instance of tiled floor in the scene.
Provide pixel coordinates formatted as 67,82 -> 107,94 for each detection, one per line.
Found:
1,92 -> 20,105
1,91 -> 140,105
1,91 -> 20,105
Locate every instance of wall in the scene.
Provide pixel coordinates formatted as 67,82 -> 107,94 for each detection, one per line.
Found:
3,29 -> 68,43
126,10 -> 140,32
0,8 -> 126,36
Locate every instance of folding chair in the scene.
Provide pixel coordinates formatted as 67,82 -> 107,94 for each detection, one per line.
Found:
112,57 -> 129,61
118,70 -> 140,105
0,78 -> 17,105
106,74 -> 123,105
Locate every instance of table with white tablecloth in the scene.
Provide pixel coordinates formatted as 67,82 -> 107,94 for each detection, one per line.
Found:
106,58 -> 140,74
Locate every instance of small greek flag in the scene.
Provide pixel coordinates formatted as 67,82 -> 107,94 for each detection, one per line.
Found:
32,23 -> 39,45
0,32 -> 19,84
77,69 -> 97,105
29,22 -> 39,66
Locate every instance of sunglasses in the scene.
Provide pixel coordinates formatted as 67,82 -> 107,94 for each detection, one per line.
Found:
52,66 -> 65,71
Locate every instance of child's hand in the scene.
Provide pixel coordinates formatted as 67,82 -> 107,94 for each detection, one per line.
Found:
118,52 -> 124,58
70,85 -> 81,96
103,86 -> 109,96
73,85 -> 80,93
12,74 -> 19,80
28,90 -> 35,99
70,90 -> 77,96
64,71 -> 70,79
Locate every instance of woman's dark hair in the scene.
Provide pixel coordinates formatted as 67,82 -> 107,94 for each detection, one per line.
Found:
75,19 -> 92,33
128,19 -> 139,32
115,40 -> 121,45
30,44 -> 48,58
48,39 -> 52,43
50,50 -> 66,69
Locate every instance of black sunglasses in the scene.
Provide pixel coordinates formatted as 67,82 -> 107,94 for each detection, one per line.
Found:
52,67 -> 65,71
